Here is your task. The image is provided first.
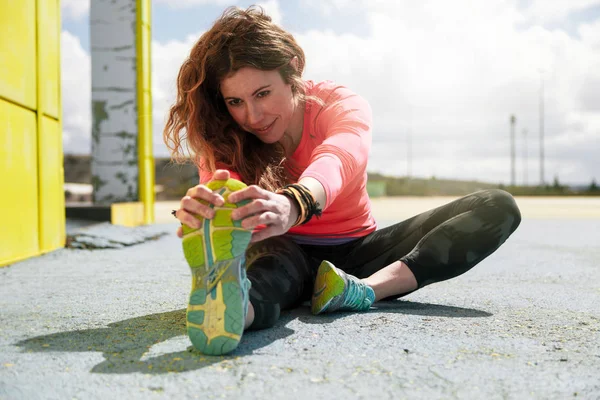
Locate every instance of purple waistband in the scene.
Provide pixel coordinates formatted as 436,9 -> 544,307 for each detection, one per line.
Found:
284,234 -> 357,246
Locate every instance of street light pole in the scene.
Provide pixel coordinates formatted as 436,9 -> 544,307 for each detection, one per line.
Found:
539,70 -> 545,186
510,115 -> 516,186
523,128 -> 528,186
407,103 -> 413,179
407,129 -> 412,178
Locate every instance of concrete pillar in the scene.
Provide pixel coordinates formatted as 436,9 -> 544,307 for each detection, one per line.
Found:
90,0 -> 154,224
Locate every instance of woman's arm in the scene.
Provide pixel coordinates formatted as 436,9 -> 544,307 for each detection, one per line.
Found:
297,176 -> 327,213
299,87 -> 372,209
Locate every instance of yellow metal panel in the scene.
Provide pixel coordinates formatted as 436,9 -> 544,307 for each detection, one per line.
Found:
57,0 -> 62,128
0,99 -> 39,267
38,117 -> 65,253
111,202 -> 145,227
139,25 -> 151,91
139,0 -> 150,25
136,0 -> 155,224
0,0 -> 37,109
139,90 -> 153,139
38,0 -> 60,119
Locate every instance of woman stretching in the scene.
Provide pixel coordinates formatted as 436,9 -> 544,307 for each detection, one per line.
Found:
165,6 -> 521,356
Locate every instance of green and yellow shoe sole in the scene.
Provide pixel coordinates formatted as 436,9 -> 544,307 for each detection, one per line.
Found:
311,260 -> 345,315
181,178 -> 252,355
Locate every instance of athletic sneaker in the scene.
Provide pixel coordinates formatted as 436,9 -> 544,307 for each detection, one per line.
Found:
311,260 -> 376,315
181,178 -> 252,355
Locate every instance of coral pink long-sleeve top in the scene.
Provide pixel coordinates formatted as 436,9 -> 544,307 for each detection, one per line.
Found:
199,80 -> 377,244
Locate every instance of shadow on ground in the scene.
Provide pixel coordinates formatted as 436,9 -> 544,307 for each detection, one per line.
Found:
15,301 -> 490,375
297,299 -> 493,325
375,299 -> 492,317
15,309 -> 295,375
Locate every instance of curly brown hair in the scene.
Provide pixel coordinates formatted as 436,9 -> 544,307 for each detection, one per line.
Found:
163,6 -> 313,190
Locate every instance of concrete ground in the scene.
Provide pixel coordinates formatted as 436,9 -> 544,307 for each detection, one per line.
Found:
1,197 -> 599,399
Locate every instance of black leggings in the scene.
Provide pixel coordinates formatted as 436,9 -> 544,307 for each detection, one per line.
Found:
246,189 -> 521,329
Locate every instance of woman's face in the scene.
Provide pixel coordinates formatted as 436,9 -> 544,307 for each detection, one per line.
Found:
220,67 -> 297,144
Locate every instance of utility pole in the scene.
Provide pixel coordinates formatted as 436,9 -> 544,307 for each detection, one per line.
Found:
407,129 -> 412,178
522,128 -> 528,186
539,70 -> 545,186
407,103 -> 413,179
510,115 -> 516,186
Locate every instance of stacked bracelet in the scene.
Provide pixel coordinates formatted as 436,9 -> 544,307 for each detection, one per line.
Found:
276,183 -> 322,227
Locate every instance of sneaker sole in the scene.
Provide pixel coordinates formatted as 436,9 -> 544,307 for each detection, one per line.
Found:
311,260 -> 345,315
181,178 -> 252,355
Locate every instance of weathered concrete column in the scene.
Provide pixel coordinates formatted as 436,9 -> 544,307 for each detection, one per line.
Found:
90,0 -> 154,224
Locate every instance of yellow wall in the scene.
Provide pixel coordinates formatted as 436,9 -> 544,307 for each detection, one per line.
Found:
0,0 -> 64,266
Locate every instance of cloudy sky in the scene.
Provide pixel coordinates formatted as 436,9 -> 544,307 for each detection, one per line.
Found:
61,0 -> 599,185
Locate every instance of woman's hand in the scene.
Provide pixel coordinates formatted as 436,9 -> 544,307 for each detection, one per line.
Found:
228,185 -> 300,243
174,170 -> 230,238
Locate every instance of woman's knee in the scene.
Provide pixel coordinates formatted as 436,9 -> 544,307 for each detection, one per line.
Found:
244,236 -> 311,328
482,189 -> 522,230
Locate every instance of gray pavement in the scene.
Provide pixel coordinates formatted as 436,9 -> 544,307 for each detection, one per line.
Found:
1,217 -> 599,399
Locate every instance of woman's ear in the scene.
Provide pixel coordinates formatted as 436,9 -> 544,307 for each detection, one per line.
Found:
289,56 -> 299,72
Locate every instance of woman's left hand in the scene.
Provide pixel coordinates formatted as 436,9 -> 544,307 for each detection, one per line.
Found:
228,185 -> 299,243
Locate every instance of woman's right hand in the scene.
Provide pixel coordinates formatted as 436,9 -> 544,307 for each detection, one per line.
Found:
174,169 -> 230,238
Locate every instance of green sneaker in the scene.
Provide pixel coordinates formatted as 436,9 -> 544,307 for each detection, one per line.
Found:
181,178 -> 252,355
311,260 -> 376,315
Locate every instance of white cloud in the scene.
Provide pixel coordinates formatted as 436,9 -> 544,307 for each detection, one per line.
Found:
61,0 -> 89,21
153,0 -> 238,8
152,34 -> 204,158
60,0 -> 241,20
62,0 -> 600,185
61,31 -> 91,155
522,0 -> 600,24
290,0 -> 600,184
579,17 -> 600,49
256,0 -> 283,25
60,27 -> 198,158
301,0 -> 350,16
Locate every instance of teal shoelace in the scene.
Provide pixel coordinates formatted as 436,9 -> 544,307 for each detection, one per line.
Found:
341,275 -> 374,311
